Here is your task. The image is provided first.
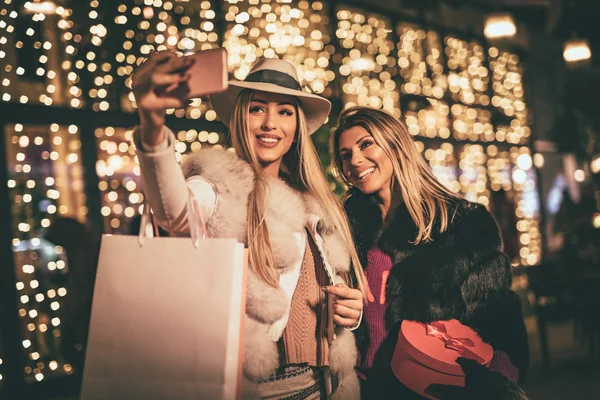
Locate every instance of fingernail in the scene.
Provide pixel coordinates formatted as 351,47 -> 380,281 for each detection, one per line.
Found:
321,286 -> 329,292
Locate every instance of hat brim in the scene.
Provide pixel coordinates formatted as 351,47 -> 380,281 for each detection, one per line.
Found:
210,81 -> 332,135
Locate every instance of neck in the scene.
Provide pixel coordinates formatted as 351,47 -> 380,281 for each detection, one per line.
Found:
261,160 -> 282,179
377,184 -> 403,222
377,185 -> 392,219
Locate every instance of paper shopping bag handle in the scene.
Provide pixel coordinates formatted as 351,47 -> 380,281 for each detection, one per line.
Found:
138,188 -> 207,248
187,187 -> 207,247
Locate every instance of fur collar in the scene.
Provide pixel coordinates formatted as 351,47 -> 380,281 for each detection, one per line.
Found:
343,189 -> 512,324
181,148 -> 350,274
181,148 -> 359,398
344,190 -> 503,267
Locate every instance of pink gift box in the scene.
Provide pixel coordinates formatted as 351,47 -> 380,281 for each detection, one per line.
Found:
391,319 -> 493,399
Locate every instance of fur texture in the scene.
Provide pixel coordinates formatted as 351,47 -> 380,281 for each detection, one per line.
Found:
345,190 -> 530,399
181,149 -> 359,398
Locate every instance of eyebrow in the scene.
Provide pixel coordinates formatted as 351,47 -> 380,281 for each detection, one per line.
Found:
339,134 -> 371,153
250,99 -> 295,107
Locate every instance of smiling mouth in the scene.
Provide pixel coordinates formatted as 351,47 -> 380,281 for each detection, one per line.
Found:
356,167 -> 375,181
256,134 -> 281,146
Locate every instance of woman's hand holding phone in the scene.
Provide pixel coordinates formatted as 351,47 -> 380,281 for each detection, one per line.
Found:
132,51 -> 194,147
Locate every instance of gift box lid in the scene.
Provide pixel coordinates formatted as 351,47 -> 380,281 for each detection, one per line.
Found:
395,319 -> 493,376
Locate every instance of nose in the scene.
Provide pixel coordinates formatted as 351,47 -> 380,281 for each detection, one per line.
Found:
350,151 -> 365,167
261,110 -> 276,131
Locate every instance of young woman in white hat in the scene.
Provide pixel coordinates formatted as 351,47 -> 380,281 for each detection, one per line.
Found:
131,51 -> 366,399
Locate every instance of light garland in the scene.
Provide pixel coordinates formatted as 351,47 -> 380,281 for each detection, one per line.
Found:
445,36 -> 490,106
337,6 -> 399,117
4,122 -> 85,381
224,0 -> 334,99
397,25 -> 446,99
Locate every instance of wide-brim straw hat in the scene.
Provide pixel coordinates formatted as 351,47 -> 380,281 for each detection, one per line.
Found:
210,58 -> 331,135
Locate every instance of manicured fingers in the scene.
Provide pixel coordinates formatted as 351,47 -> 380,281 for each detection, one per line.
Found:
332,303 -> 361,320
137,96 -> 186,111
155,55 -> 195,74
323,283 -> 363,301
333,297 -> 363,311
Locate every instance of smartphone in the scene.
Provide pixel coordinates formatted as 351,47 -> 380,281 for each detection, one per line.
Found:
161,48 -> 229,100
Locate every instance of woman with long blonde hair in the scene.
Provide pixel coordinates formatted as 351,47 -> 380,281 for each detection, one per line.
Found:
132,53 -> 366,399
331,106 -> 529,399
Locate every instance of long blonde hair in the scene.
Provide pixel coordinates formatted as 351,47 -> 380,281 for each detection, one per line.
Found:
231,90 -> 366,296
331,106 -> 462,244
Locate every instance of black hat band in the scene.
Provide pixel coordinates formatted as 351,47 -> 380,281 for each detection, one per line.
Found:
244,69 -> 302,91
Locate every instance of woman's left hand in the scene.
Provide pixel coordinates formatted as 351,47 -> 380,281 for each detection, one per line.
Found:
324,283 -> 363,328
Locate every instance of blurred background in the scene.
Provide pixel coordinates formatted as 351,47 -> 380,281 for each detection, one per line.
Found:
0,0 -> 599,398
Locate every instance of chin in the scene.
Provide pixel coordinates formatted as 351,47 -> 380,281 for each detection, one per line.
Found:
355,181 -> 384,195
256,152 -> 283,164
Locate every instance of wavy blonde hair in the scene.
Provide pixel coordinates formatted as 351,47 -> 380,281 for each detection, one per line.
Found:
231,90 -> 366,296
331,106 -> 462,244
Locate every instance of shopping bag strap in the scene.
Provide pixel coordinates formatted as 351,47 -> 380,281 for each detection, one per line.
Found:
138,188 -> 207,248
187,187 -> 207,247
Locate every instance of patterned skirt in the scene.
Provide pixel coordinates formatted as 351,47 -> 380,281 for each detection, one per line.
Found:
258,364 -> 328,400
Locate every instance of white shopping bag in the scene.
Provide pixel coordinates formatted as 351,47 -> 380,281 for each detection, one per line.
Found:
81,195 -> 246,400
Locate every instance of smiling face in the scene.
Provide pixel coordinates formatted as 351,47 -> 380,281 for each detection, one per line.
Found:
337,125 -> 394,196
246,91 -> 297,175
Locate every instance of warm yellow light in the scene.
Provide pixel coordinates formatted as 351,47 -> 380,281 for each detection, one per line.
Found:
593,213 -> 600,229
533,153 -> 545,168
563,40 -> 592,63
591,157 -> 600,174
516,154 -> 532,170
484,13 -> 517,39
574,169 -> 585,182
349,58 -> 373,72
23,1 -> 57,14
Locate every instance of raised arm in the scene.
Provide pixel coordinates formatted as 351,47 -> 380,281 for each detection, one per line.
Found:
134,128 -> 216,233
132,51 -> 215,233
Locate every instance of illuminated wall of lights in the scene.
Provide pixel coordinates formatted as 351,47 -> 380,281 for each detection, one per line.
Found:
510,147 -> 541,266
397,25 -> 447,99
0,0 -> 543,384
405,98 -> 451,139
4,123 -> 87,382
489,47 -> 527,121
450,104 -> 495,142
419,141 -> 460,193
445,36 -> 490,106
336,7 -> 400,117
223,0 -> 335,99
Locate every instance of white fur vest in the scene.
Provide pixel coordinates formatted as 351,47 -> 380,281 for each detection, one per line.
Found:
181,148 -> 360,399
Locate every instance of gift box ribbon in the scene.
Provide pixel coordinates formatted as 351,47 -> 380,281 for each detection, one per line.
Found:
422,322 -> 486,364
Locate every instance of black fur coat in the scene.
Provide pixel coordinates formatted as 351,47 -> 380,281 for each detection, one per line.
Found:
344,191 -> 529,399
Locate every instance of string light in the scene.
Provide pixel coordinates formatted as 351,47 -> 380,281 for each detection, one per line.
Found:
404,98 -> 450,139
397,25 -> 446,99
5,122 -> 85,382
489,47 -> 528,124
422,142 -> 460,193
337,7 -> 399,116
224,0 -> 334,103
445,36 -> 490,106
